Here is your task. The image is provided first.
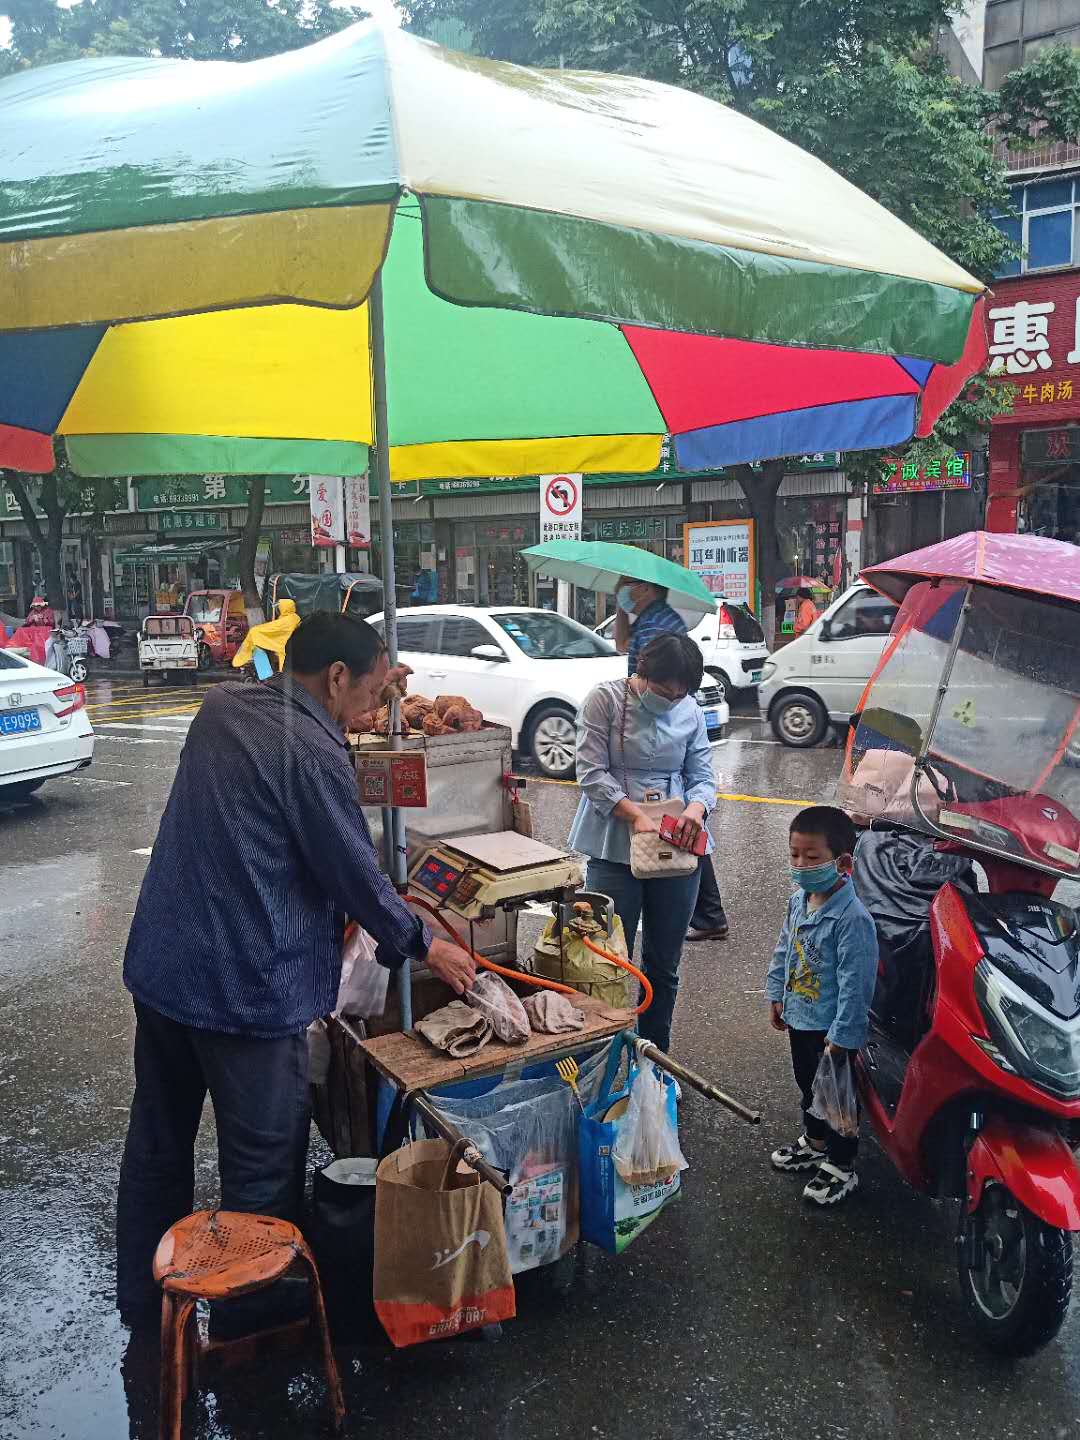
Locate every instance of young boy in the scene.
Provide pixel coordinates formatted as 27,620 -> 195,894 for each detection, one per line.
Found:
765,805 -> 878,1206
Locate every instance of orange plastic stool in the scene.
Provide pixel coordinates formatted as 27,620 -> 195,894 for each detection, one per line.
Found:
152,1210 -> 345,1440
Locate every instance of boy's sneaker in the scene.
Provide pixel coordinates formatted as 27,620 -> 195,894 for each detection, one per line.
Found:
803,1162 -> 859,1206
770,1134 -> 824,1172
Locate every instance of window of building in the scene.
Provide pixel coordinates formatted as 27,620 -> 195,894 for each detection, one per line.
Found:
992,174 -> 1080,277
984,0 -> 1080,89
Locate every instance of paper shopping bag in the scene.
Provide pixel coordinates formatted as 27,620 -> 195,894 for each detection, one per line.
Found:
373,1139 -> 516,1348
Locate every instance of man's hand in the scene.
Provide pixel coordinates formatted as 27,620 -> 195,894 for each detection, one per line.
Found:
425,937 -> 477,995
826,1040 -> 849,1057
769,1000 -> 787,1033
671,803 -> 706,851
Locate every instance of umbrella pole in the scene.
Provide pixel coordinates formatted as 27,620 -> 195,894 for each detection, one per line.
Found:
370,273 -> 412,1031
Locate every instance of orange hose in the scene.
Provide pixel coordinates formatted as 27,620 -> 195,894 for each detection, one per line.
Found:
405,893 -> 577,995
406,892 -> 654,1016
582,935 -> 654,1016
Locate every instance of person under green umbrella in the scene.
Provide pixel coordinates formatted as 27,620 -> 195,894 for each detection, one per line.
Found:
612,574 -> 730,943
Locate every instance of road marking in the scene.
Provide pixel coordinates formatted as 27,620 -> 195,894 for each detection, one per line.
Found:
716,791 -> 809,807
86,693 -> 204,714
96,708 -> 198,726
98,719 -> 193,733
132,847 -> 153,856
95,735 -> 186,746
57,774 -> 133,787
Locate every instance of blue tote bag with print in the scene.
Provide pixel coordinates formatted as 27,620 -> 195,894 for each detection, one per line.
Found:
579,1034 -> 683,1254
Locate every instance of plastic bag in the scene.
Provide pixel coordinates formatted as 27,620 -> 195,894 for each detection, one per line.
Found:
337,924 -> 389,1019
579,1036 -> 684,1253
809,1050 -> 859,1138
463,971 -> 529,1044
611,1053 -> 688,1188
422,1042 -> 612,1273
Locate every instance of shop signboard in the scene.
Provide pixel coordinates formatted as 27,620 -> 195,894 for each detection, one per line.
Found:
539,473 -> 582,544
159,510 -> 221,531
683,520 -> 756,607
308,475 -> 344,548
1021,426 -> 1080,466
987,274 -> 1080,423
135,475 -> 311,510
873,452 -> 971,494
344,474 -> 372,549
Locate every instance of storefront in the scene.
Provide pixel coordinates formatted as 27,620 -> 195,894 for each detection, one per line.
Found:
987,269 -> 1080,537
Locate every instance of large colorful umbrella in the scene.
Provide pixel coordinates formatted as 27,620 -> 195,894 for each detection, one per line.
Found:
0,20 -> 988,482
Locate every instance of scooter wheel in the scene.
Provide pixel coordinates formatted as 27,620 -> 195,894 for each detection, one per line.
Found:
69,659 -> 87,683
958,1181 -> 1072,1356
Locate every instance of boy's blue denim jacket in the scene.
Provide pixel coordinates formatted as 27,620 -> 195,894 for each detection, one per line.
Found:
765,881 -> 879,1050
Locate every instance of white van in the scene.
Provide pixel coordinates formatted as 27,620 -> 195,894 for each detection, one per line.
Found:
757,583 -> 900,747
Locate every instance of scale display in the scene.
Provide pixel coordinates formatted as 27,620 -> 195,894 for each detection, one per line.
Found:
413,855 -> 463,899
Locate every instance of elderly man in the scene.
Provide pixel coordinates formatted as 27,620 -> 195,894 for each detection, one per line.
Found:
613,573 -> 730,943
116,611 -> 475,1328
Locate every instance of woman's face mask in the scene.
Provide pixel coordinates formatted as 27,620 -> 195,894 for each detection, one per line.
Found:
639,687 -> 678,716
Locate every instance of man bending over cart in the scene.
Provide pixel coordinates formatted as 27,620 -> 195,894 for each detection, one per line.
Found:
116,612 -> 475,1329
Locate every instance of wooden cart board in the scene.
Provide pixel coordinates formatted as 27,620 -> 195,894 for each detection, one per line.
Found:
358,992 -> 633,1091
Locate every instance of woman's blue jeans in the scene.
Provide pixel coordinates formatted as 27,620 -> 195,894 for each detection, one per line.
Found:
586,858 -> 701,1053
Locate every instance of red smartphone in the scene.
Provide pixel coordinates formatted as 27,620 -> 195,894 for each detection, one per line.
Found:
659,814 -> 708,855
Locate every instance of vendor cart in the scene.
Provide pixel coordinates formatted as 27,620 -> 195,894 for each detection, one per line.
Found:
311,715 -> 761,1296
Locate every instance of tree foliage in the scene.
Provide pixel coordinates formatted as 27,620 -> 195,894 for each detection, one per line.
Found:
2,0 -> 366,612
2,0 -> 363,65
404,0 -> 1080,602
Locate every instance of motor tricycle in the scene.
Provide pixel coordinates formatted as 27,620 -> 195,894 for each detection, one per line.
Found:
138,613 -> 201,685
184,588 -> 249,670
838,530 -> 1080,1357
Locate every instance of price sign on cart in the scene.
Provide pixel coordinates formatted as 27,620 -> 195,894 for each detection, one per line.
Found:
540,473 -> 582,543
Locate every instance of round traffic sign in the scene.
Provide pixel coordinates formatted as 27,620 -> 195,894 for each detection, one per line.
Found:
544,474 -> 578,515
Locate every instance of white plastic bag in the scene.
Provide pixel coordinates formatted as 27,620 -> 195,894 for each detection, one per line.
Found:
809,1050 -> 859,1138
463,971 -> 529,1044
336,924 -> 389,1019
611,1054 -> 688,1189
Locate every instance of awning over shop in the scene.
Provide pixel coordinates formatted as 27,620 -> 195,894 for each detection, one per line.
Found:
113,538 -> 234,564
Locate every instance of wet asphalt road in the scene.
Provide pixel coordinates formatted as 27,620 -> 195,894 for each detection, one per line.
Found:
2,678 -> 1080,1440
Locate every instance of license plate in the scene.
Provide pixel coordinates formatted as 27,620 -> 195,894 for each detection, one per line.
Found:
705,709 -> 720,728
0,707 -> 41,736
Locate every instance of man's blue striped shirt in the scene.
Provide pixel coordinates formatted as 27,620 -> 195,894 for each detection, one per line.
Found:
123,676 -> 430,1037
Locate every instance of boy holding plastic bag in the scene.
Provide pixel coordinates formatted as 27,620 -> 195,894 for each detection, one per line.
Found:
765,806 -> 877,1207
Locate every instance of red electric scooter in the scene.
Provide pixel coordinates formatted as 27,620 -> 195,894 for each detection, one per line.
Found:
839,532 -> 1080,1357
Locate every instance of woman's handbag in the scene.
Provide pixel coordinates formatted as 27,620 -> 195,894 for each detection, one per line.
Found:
620,681 -> 698,880
629,828 -> 699,880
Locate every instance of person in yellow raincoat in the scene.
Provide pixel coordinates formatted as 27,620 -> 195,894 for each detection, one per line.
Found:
231,598 -> 301,673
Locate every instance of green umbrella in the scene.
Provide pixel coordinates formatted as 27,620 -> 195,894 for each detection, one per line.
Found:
522,540 -> 716,617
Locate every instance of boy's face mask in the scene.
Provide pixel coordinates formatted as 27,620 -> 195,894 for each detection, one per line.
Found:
790,860 -> 840,893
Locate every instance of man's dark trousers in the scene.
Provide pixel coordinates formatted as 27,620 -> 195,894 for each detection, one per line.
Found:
116,1000 -> 310,1323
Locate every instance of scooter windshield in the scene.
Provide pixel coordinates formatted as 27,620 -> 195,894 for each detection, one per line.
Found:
841,581 -> 1080,878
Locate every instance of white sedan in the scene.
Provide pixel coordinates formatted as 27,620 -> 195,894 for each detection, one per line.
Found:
0,648 -> 95,800
596,599 -> 769,695
369,605 -> 728,777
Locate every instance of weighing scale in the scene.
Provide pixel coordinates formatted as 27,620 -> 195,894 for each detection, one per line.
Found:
408,831 -> 584,921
